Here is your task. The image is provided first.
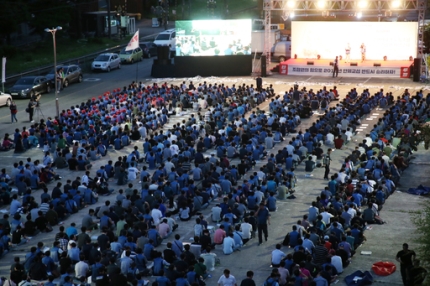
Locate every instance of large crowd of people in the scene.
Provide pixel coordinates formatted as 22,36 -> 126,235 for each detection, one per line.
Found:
0,78 -> 426,286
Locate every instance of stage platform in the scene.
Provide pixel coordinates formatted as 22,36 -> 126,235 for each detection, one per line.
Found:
279,58 -> 413,78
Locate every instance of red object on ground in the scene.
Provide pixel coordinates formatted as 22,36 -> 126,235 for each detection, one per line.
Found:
372,261 -> 396,276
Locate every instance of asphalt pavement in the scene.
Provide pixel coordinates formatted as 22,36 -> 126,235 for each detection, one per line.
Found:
0,66 -> 429,285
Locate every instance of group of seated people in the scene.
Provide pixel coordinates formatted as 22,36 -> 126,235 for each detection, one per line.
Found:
0,78 -> 426,286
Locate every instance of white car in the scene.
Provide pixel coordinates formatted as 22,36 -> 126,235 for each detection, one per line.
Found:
91,53 -> 121,72
0,91 -> 12,107
153,29 -> 176,51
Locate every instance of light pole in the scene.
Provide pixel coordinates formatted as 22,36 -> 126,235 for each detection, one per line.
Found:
45,26 -> 62,118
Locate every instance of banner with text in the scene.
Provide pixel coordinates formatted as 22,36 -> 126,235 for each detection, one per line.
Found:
279,63 -> 409,78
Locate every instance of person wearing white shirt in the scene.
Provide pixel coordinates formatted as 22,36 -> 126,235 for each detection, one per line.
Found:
81,173 -> 90,185
240,219 -> 252,243
170,142 -> 179,156
127,164 -> 139,181
217,269 -> 237,286
326,132 -> 335,145
271,244 -> 286,267
347,206 -> 357,218
151,207 -> 163,226
321,210 -> 334,225
211,205 -> 222,222
138,124 -> 147,139
222,234 -> 235,255
329,249 -> 343,274
74,257 -> 89,278
164,160 -> 175,174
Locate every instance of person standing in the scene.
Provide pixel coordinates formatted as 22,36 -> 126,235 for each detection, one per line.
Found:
360,43 -> 366,63
396,243 -> 416,286
333,56 -> 339,78
323,148 -> 332,180
345,43 -> 351,63
255,202 -> 271,246
218,268 -> 237,286
255,76 -> 262,92
27,99 -> 36,123
240,270 -> 256,286
10,101 -> 18,123
56,68 -> 64,93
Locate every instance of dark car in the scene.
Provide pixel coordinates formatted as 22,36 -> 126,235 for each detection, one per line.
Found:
9,76 -> 51,99
46,64 -> 83,88
140,42 -> 157,58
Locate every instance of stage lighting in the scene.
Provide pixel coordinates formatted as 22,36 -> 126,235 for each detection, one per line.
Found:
358,0 -> 367,8
392,0 -> 401,8
317,0 -> 326,9
356,11 -> 362,18
287,0 -> 295,8
290,12 -> 295,18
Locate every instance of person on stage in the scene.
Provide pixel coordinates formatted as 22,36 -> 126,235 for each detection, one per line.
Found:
345,43 -> 351,63
333,56 -> 339,78
360,43 -> 366,62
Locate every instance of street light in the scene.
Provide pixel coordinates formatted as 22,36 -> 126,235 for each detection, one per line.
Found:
45,26 -> 62,118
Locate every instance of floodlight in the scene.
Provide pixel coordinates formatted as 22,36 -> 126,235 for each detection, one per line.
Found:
287,0 -> 295,8
391,0 -> 401,8
290,12 -> 295,18
357,0 -> 367,9
317,0 -> 326,9
356,11 -> 362,18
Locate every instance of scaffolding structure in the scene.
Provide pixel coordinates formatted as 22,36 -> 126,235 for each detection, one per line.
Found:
262,0 -> 427,75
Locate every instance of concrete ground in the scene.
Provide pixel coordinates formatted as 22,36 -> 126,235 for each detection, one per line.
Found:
0,74 -> 428,286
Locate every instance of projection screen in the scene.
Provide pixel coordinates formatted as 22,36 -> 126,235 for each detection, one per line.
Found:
291,21 -> 418,61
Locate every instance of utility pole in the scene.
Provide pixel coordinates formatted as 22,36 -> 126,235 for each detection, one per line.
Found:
107,0 -> 111,38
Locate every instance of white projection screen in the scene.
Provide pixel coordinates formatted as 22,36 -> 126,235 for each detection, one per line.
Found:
291,21 -> 418,60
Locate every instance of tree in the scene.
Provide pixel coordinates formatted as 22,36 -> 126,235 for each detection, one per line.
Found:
411,201 -> 430,286
27,0 -> 71,37
0,0 -> 30,45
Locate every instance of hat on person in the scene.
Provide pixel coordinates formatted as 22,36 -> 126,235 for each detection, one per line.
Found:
324,235 -> 329,240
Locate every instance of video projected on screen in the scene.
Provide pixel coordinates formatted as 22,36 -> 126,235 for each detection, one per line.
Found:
175,19 -> 252,56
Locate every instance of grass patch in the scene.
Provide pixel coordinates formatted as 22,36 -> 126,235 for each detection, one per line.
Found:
7,37 -> 129,75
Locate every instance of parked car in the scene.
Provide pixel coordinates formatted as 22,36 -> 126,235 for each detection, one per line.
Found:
271,41 -> 292,62
140,42 -> 157,58
153,29 -> 176,51
119,47 -> 143,63
45,64 -> 83,88
0,92 -> 12,106
91,53 -> 121,72
9,76 -> 51,99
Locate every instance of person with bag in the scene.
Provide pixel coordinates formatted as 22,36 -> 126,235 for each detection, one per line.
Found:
9,101 -> 18,123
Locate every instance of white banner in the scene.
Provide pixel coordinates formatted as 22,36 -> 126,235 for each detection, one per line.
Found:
1,57 -> 5,83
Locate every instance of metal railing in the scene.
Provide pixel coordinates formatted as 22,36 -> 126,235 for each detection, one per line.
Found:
4,34 -> 157,88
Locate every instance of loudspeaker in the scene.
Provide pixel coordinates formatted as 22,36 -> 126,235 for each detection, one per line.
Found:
157,46 -> 170,60
329,62 -> 334,66
350,62 -> 358,66
373,63 -> 381,67
413,58 -> 421,82
307,61 -> 314,65
261,55 -> 267,77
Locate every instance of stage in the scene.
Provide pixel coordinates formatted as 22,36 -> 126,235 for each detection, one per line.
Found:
279,59 -> 413,78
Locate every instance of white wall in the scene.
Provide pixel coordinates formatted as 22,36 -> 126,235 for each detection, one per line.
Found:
291,21 -> 418,61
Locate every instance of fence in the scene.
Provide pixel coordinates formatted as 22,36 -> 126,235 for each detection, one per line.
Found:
3,34 -> 157,89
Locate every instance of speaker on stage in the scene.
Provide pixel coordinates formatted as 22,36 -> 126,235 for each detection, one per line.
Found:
329,62 -> 334,66
373,63 -> 381,67
413,58 -> 421,82
157,46 -> 170,60
307,61 -> 314,65
350,62 -> 358,66
261,55 -> 267,77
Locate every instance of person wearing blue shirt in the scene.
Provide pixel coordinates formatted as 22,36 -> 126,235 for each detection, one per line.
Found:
255,203 -> 271,245
152,252 -> 169,276
65,223 -> 78,238
267,192 -> 277,212
114,136 -> 122,150
144,241 -> 155,260
288,226 -> 300,247
67,242 -> 80,263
